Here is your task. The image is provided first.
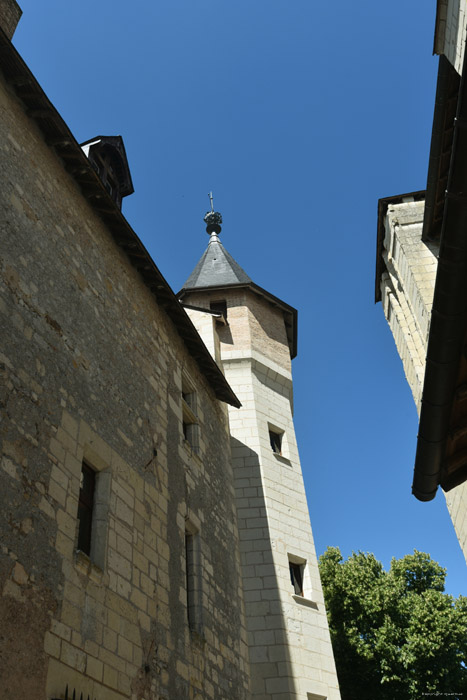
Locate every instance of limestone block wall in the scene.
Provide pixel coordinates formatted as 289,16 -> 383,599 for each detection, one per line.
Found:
0,70 -> 249,698
184,291 -> 341,700
186,289 -> 292,374
184,307 -> 222,366
379,198 -> 438,410
445,482 -> 467,565
378,197 -> 467,566
435,0 -> 467,74
223,347 -> 340,700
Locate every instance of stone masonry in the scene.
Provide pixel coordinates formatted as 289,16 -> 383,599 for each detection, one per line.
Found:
1,5 -> 343,698
435,0 -> 467,74
378,194 -> 467,566
0,25 -> 250,699
379,198 -> 438,410
184,283 -> 341,700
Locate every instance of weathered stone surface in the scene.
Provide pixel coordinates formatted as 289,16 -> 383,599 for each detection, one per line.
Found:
379,198 -> 437,410
0,36 -> 248,700
379,196 -> 467,567
184,288 -> 341,699
0,0 -> 22,40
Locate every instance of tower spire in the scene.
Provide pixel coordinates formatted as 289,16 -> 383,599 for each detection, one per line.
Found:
204,191 -> 222,235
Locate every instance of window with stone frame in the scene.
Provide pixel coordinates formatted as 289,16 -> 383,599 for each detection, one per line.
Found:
77,461 -> 96,556
182,375 -> 200,454
288,553 -> 307,597
269,426 -> 284,455
289,561 -> 304,596
76,458 -> 111,570
185,522 -> 203,635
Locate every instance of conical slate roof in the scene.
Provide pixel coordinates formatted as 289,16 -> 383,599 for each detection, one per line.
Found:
179,206 -> 298,358
182,232 -> 252,290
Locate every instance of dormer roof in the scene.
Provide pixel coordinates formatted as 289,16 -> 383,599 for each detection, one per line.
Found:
80,135 -> 134,209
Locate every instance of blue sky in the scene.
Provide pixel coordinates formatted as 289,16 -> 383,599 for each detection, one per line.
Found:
13,0 -> 466,596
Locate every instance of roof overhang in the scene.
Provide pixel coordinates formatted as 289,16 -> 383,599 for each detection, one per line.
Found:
178,282 -> 298,360
422,55 -> 460,242
81,135 -> 135,199
413,29 -> 467,500
0,26 -> 240,409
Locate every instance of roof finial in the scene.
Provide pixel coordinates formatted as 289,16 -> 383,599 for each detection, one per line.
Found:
204,191 -> 222,235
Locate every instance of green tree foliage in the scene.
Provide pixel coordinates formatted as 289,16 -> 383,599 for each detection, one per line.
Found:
319,547 -> 467,699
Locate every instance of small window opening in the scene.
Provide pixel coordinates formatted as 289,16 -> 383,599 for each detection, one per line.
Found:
210,300 -> 227,322
185,532 -> 196,628
77,462 -> 96,556
269,429 -> 283,455
91,152 -> 121,207
182,377 -> 200,454
289,561 -> 304,596
185,526 -> 202,634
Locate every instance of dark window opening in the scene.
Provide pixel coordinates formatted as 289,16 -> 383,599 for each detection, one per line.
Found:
90,151 -> 122,208
77,462 -> 96,556
210,300 -> 227,320
290,562 -> 304,596
182,390 -> 195,412
185,531 -> 202,632
269,430 -> 282,455
182,380 -> 200,454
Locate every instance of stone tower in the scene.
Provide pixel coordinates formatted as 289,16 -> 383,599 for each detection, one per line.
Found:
179,206 -> 341,700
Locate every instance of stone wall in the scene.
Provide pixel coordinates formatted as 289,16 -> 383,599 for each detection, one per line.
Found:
379,198 -> 438,410
0,0 -> 22,40
435,0 -> 467,74
182,288 -> 341,700
184,290 -> 292,374
445,481 -> 467,565
378,196 -> 467,567
0,65 -> 249,699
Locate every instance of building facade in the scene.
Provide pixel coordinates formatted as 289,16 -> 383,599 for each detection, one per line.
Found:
180,213 -> 340,700
0,4 -> 340,699
376,0 -> 467,564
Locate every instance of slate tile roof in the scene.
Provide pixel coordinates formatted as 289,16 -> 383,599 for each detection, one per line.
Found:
183,233 -> 252,290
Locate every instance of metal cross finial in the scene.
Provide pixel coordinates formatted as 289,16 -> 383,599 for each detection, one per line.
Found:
204,192 -> 222,234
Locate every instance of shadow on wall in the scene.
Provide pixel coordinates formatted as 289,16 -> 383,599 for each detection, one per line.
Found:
230,436 -> 297,698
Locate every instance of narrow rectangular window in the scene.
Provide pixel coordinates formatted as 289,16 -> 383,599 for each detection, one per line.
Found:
269,429 -> 283,455
182,376 -> 200,454
185,525 -> 203,635
289,561 -> 304,596
185,533 -> 196,629
76,458 -> 111,570
77,462 -> 95,556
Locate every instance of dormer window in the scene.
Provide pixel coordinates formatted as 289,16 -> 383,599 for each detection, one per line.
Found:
93,151 -> 119,202
80,135 -> 134,210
